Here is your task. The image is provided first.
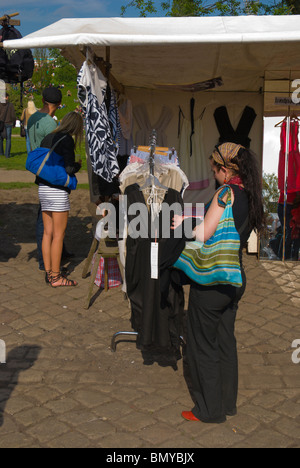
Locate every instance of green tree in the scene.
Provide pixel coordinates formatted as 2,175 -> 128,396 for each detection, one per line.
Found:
285,0 -> 300,13
263,172 -> 280,214
30,48 -> 77,93
48,48 -> 77,86
121,0 -> 291,16
5,84 -> 23,118
31,48 -> 53,92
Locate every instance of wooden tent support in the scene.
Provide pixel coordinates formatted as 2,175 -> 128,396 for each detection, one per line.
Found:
79,46 -> 125,95
0,12 -> 20,21
0,12 -> 20,47
95,57 -> 125,95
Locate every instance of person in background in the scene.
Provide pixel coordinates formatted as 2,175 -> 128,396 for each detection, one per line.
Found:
0,93 -> 16,159
28,86 -> 62,273
21,100 -> 37,154
38,112 -> 83,287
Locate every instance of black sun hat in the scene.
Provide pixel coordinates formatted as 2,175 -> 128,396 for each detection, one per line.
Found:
42,87 -> 62,104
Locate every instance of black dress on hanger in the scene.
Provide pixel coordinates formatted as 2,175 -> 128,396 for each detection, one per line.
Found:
124,183 -> 185,368
214,106 -> 257,148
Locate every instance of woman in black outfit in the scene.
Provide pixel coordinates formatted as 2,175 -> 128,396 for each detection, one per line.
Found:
173,142 -> 265,423
38,112 -> 83,287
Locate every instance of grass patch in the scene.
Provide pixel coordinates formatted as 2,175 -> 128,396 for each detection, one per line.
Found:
0,182 -> 35,190
0,135 -> 87,171
0,182 -> 89,190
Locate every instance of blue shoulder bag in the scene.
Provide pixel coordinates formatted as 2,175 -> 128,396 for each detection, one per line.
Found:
26,135 -> 78,190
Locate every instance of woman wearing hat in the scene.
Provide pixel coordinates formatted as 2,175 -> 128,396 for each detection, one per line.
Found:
38,111 -> 83,288
174,142 -> 265,423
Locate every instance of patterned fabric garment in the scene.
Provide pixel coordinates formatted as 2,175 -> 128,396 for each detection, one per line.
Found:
77,61 -> 119,183
108,88 -> 122,151
93,255 -> 122,289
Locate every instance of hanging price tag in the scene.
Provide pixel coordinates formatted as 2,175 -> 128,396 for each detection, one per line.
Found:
151,242 -> 159,280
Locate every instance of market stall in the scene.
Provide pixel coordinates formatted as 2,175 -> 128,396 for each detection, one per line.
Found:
4,15 -> 300,359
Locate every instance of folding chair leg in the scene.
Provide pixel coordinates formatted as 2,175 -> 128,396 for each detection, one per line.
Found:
116,255 -> 124,284
84,252 -> 101,309
82,238 -> 98,279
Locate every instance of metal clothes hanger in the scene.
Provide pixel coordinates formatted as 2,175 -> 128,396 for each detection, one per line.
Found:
139,130 -> 168,191
275,116 -> 288,128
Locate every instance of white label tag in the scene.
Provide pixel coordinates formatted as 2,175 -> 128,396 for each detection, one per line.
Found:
151,242 -> 159,280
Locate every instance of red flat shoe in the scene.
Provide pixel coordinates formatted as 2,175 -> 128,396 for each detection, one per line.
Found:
181,411 -> 200,422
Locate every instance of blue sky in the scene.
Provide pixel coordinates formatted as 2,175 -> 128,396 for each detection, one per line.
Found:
1,0 -> 157,37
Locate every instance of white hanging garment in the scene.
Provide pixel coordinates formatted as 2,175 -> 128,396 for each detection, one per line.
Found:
179,114 -> 210,191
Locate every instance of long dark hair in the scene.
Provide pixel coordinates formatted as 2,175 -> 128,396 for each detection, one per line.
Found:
213,147 -> 266,233
233,148 -> 265,232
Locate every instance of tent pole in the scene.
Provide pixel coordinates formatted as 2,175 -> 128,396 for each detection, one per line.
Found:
106,46 -> 110,80
282,70 -> 292,262
282,114 -> 290,261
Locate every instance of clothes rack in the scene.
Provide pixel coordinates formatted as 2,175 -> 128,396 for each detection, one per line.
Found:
275,72 -> 300,261
111,129 -> 185,355
111,129 -> 158,353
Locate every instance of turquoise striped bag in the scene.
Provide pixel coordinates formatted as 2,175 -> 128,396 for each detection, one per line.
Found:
173,185 -> 243,287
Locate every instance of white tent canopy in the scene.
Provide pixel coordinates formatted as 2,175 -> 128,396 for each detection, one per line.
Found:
3,16 -> 300,91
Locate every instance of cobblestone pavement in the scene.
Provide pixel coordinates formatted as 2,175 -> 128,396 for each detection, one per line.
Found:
0,185 -> 300,448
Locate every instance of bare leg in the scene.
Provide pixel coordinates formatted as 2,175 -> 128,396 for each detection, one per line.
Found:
51,211 -> 69,274
50,211 -> 78,287
42,211 -> 54,273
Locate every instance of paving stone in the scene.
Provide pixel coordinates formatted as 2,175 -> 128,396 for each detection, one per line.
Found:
47,431 -> 92,448
73,390 -> 112,408
100,432 -> 144,449
16,407 -> 52,427
5,396 -> 34,416
234,429 -> 292,448
189,424 -> 246,448
116,411 -> 156,432
0,432 -> 37,448
26,418 -> 70,444
76,418 -> 116,440
273,416 -> 300,440
44,397 -> 79,414
275,400 -> 300,419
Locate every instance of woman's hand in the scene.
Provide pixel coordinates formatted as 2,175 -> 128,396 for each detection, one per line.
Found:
171,214 -> 184,230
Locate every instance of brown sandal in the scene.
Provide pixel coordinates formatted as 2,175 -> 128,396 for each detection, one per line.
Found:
50,272 -> 78,288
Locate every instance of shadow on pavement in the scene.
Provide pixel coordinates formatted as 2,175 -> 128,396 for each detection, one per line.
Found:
0,198 -> 92,266
0,345 -> 42,427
